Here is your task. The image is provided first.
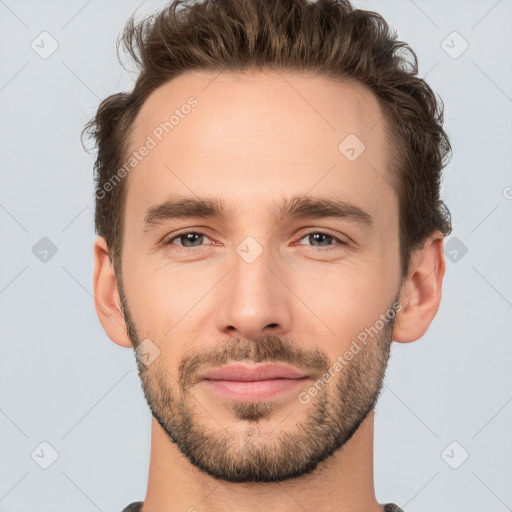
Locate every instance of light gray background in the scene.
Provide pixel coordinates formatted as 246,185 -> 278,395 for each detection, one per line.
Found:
1,1 -> 511,511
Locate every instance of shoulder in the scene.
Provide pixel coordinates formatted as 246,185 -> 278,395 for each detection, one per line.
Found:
383,504 -> 405,512
121,502 -> 143,512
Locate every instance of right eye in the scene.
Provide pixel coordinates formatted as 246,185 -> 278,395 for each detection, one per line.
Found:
162,230 -> 214,249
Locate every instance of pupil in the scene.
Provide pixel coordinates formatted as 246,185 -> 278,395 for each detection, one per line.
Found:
184,233 -> 201,247
312,233 -> 330,246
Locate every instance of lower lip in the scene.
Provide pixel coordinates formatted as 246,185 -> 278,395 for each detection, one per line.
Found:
202,378 -> 308,401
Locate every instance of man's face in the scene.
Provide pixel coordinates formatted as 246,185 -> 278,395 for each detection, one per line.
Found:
118,71 -> 403,482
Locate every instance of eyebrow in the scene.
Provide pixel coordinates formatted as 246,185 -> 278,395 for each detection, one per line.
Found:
142,194 -> 373,231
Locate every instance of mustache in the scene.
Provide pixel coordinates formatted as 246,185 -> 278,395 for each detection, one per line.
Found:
177,335 -> 331,391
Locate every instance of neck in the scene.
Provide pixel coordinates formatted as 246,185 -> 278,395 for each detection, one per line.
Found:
141,411 -> 382,512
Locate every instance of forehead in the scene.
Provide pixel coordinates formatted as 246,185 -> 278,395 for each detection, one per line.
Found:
124,70 -> 396,231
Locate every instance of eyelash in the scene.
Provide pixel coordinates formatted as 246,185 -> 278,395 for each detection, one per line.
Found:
162,229 -> 349,251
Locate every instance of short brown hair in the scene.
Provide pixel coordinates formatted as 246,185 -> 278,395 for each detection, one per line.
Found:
83,0 -> 452,280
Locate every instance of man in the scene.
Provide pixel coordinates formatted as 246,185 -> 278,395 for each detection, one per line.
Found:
85,0 -> 452,510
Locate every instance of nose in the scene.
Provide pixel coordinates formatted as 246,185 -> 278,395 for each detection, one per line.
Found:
215,241 -> 293,341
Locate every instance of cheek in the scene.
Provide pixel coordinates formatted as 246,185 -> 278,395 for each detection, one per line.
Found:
124,258 -> 227,345
121,260 -> 177,340
288,256 -> 396,348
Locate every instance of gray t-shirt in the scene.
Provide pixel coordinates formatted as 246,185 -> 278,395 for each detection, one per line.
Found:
121,502 -> 405,511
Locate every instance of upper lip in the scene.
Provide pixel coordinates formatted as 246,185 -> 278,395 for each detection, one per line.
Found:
199,363 -> 307,382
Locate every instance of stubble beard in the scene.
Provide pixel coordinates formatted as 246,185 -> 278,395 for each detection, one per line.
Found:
118,283 -> 396,483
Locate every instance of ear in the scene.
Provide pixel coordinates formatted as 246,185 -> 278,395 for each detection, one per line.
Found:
93,235 -> 133,348
393,231 -> 446,343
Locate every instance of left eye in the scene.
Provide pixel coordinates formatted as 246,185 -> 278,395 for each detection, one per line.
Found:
296,232 -> 347,248
163,230 -> 347,249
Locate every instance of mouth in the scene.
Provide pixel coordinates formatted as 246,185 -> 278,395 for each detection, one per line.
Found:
198,363 -> 310,401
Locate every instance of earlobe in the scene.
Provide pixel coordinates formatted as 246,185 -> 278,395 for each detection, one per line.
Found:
92,236 -> 133,348
393,232 -> 446,343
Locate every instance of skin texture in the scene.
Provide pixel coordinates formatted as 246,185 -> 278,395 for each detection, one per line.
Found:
93,71 -> 446,512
